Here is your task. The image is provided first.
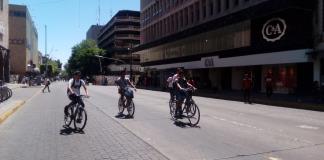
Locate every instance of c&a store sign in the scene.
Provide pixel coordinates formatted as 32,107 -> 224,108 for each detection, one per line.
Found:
262,18 -> 287,42
251,8 -> 313,51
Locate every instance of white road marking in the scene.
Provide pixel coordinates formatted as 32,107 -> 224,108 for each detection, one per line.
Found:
298,125 -> 319,130
268,157 -> 281,160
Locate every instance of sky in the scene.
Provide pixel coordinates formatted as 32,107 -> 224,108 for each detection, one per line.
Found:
9,0 -> 140,65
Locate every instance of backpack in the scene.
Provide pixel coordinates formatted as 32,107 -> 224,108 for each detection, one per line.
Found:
67,79 -> 82,94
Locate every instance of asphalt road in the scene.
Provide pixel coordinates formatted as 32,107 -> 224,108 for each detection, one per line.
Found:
0,82 -> 323,160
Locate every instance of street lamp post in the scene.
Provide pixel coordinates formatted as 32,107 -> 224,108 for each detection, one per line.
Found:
128,43 -> 133,80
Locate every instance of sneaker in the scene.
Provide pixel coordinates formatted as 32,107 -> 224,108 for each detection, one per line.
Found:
115,112 -> 123,118
125,114 -> 133,119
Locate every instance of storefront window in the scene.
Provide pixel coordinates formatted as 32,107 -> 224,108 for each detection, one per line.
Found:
263,65 -> 296,94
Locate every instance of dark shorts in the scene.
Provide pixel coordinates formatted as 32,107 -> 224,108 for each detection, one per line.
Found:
176,90 -> 186,101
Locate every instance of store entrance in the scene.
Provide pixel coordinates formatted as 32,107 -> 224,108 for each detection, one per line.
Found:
221,68 -> 232,90
297,63 -> 313,95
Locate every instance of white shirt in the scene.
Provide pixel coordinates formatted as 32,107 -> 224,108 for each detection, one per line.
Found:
116,77 -> 130,90
167,77 -> 173,88
68,78 -> 85,96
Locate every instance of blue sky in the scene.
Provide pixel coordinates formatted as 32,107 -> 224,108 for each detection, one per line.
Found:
9,0 -> 140,64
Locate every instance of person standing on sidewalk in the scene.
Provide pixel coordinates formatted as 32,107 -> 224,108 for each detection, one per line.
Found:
42,78 -> 51,93
242,72 -> 253,104
265,70 -> 273,98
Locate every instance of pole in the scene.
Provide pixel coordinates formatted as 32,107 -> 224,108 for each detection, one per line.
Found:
45,25 -> 48,77
129,43 -> 133,80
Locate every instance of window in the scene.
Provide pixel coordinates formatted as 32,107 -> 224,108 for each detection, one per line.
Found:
190,5 -> 194,24
234,0 -> 239,7
195,2 -> 200,22
225,0 -> 230,10
209,0 -> 214,16
9,11 -> 26,18
202,0 -> 207,19
217,0 -> 221,13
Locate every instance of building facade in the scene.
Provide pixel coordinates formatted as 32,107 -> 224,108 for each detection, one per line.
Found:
9,4 -> 38,76
0,0 -> 9,82
135,0 -> 318,94
86,25 -> 103,43
97,10 -> 141,75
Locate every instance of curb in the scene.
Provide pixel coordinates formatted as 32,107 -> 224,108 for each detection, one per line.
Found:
0,100 -> 25,124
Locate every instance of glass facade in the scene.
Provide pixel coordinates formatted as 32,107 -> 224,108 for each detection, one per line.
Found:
139,20 -> 250,63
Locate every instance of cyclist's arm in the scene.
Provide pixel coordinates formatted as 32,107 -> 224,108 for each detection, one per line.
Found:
127,79 -> 137,91
68,80 -> 75,94
176,82 -> 183,90
187,82 -> 197,90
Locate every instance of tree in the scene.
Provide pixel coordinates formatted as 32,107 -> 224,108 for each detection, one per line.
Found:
66,40 -> 105,77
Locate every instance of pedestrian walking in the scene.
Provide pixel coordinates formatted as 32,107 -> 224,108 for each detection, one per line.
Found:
42,78 -> 51,93
265,70 -> 273,98
242,72 -> 252,104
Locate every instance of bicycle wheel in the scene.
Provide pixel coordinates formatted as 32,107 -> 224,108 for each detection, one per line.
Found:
186,102 -> 200,126
118,97 -> 125,113
8,88 -> 12,98
169,99 -> 176,119
127,100 -> 135,117
64,106 -> 74,127
74,106 -> 87,131
184,100 -> 197,118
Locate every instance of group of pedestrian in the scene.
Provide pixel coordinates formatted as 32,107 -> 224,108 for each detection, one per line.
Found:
241,70 -> 274,104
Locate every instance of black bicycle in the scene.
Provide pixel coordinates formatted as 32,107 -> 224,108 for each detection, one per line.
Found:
0,85 -> 12,102
64,95 -> 88,131
169,88 -> 200,126
118,87 -> 135,117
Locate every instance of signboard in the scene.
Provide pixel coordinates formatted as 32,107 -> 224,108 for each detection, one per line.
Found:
262,18 -> 287,42
251,8 -> 313,52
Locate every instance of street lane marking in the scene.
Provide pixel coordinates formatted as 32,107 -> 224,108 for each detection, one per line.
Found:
268,157 -> 281,160
297,125 -> 319,130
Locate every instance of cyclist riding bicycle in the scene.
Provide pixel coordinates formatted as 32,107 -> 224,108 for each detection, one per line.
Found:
115,69 -> 137,118
64,71 -> 89,122
175,69 -> 197,118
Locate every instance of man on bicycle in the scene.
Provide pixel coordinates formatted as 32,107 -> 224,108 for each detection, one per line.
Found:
115,69 -> 136,118
175,69 -> 196,118
65,71 -> 89,122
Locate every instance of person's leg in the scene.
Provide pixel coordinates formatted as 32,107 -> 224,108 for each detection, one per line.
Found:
64,95 -> 77,116
47,85 -> 50,92
247,89 -> 251,104
243,89 -> 247,103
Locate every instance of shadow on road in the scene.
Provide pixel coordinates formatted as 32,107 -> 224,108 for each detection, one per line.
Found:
60,126 -> 85,135
115,114 -> 134,119
172,119 -> 201,129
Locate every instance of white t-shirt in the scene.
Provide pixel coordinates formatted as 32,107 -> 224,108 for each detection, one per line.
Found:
167,77 -> 173,88
116,77 -> 130,90
68,78 -> 85,96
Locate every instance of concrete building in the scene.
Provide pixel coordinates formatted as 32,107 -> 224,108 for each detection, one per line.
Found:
97,10 -> 141,75
135,0 -> 318,94
86,25 -> 103,43
0,0 -> 9,82
9,4 -> 38,76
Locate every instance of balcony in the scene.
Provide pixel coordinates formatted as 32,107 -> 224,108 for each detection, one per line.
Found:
99,16 -> 140,37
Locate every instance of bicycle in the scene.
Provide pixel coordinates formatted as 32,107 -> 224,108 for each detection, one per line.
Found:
0,85 -> 12,102
64,95 -> 88,131
118,87 -> 135,118
169,88 -> 200,126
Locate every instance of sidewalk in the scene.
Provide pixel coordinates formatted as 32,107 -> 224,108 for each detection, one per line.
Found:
138,86 -> 324,112
0,86 -> 41,124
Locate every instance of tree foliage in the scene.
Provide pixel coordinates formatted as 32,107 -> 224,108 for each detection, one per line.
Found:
40,58 -> 61,77
66,40 -> 105,77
